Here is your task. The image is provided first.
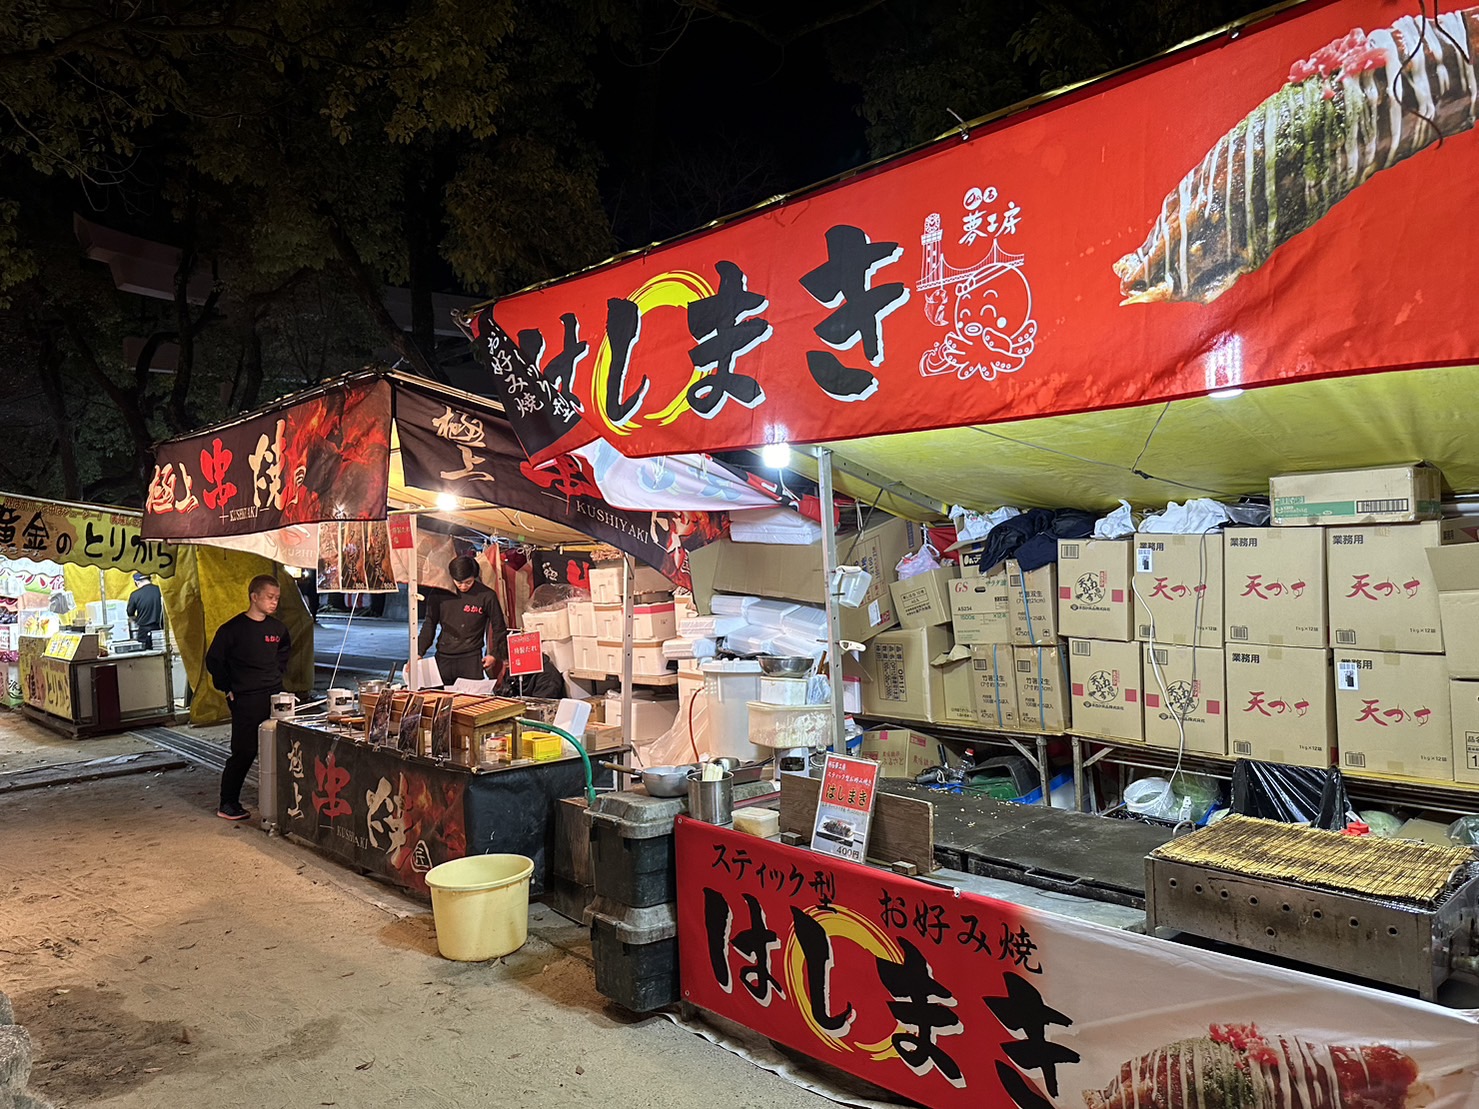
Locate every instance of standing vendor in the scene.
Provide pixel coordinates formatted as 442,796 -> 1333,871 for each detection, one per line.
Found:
418,555 -> 507,686
126,572 -> 164,645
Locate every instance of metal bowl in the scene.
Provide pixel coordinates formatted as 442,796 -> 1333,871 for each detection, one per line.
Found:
757,655 -> 814,676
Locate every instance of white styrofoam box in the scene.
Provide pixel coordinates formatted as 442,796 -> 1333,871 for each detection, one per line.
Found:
591,566 -> 623,603
711,594 -> 759,618
522,606 -> 570,641
747,701 -> 833,748
725,627 -> 777,655
545,635 -> 574,677
595,603 -> 623,640
573,637 -> 603,672
759,676 -> 810,705
664,636 -> 717,660
604,695 -> 680,741
729,507 -> 824,545
680,615 -> 747,639
771,633 -> 826,660
590,563 -> 672,603
779,605 -> 829,639
567,601 -> 598,638
747,599 -> 799,629
677,657 -> 704,676
597,638 -> 670,676
702,659 -> 765,761
634,602 -> 677,641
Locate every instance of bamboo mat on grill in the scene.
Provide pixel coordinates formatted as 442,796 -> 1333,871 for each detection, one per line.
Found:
1150,815 -> 1476,905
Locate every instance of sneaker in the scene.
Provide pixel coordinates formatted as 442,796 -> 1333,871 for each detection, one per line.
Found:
216,802 -> 251,821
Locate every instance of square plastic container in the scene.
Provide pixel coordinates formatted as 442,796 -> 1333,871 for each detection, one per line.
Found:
746,701 -> 833,748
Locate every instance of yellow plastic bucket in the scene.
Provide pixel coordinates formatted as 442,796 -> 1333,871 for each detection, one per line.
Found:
424,854 -> 535,961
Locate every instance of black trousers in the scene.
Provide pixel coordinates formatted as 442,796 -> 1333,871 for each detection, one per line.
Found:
221,691 -> 272,807
435,652 -> 487,686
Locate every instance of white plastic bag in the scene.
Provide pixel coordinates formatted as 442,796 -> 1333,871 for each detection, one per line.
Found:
1093,500 -> 1137,539
895,542 -> 941,580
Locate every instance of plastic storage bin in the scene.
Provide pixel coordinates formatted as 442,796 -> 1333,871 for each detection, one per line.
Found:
588,899 -> 679,1012
587,791 -> 684,906
701,660 -> 764,761
747,701 -> 833,748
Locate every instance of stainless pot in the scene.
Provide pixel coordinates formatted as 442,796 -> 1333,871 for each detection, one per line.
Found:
598,762 -> 693,798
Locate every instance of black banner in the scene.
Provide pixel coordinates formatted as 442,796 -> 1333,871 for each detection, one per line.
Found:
144,377 -> 393,540
467,308 -> 596,466
395,382 -> 724,588
273,722 -> 608,896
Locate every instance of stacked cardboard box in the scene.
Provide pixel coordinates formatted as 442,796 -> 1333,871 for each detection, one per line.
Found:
1060,540 -> 1140,743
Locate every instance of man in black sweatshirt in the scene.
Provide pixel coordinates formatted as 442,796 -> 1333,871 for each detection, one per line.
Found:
418,555 -> 507,686
206,574 -> 292,821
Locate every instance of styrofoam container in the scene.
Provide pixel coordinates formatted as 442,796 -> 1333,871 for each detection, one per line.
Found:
523,606 -> 570,641
603,695 -> 680,740
759,676 -> 809,705
679,615 -> 746,639
729,507 -> 823,545
711,594 -> 759,618
747,701 -> 833,749
595,603 -> 624,640
574,637 -> 603,672
634,602 -> 677,641
747,599 -> 799,629
590,566 -> 624,603
567,601 -> 598,639
724,627 -> 777,655
598,638 -> 670,676
779,605 -> 829,639
545,636 -> 574,676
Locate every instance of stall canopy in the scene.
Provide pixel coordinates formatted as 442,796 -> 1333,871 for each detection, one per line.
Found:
477,0 -> 1479,511
141,371 -> 780,588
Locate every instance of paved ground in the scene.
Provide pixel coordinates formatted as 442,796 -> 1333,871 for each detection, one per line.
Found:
312,613 -> 412,690
0,710 -> 847,1109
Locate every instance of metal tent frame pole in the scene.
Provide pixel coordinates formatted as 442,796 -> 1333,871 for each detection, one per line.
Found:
816,448 -> 847,751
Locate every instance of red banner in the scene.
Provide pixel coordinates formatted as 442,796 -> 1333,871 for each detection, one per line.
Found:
144,378 -> 393,539
495,0 -> 1479,457
676,817 -> 1479,1109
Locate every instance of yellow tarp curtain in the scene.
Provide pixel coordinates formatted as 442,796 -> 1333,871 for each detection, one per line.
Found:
162,546 -> 314,725
59,564 -> 137,623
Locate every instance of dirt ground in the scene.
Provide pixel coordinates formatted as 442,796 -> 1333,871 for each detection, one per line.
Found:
0,716 -> 840,1109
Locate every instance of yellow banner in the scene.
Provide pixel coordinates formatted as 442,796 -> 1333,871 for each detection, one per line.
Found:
0,494 -> 177,578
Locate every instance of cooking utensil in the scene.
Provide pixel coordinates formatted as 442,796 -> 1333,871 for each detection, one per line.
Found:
597,762 -> 692,798
687,769 -> 734,825
757,655 -> 814,677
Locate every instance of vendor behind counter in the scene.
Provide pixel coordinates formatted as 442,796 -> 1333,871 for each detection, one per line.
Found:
498,653 -> 564,701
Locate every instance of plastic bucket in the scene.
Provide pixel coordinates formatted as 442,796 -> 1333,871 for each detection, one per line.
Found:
424,854 -> 535,961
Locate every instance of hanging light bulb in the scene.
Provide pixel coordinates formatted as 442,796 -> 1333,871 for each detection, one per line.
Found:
436,492 -> 458,511
760,442 -> 792,469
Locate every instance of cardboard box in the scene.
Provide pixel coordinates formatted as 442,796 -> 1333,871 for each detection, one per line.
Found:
1225,646 -> 1335,768
1270,464 -> 1443,527
1448,682 -> 1479,786
688,516 -> 913,642
1333,650 -> 1451,780
860,625 -> 953,722
890,565 -> 960,630
970,644 -> 1019,732
1006,560 -> 1058,646
949,570 -> 1012,644
1427,545 -> 1479,679
1223,528 -> 1327,648
1142,645 -> 1226,755
1133,533 -> 1224,646
1013,644 -> 1069,735
1057,540 -> 1135,641
931,644 -> 979,725
1326,521 -> 1463,654
857,727 -> 937,779
1068,638 -> 1143,742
